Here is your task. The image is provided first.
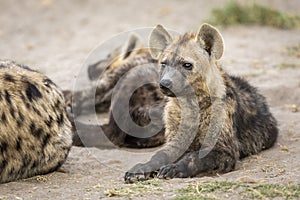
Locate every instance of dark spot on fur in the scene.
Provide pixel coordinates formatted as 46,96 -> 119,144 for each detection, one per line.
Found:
30,123 -> 43,138
9,167 -> 15,176
26,82 -> 42,101
10,107 -> 15,118
1,112 -> 7,123
43,78 -> 56,88
0,141 -> 8,152
226,91 -> 234,99
18,111 -> 24,121
19,91 -> 26,102
22,154 -> 32,169
45,116 -> 54,128
0,90 -> 2,101
4,73 -> 15,83
62,145 -> 71,152
31,160 -> 39,169
55,99 -> 61,108
16,120 -> 22,127
33,127 -> 43,138
25,102 -> 31,109
0,159 -> 8,172
32,106 -> 42,116
5,90 -> 11,104
146,84 -> 156,91
29,145 -> 35,151
42,133 -> 51,147
30,123 -> 36,133
57,113 -> 64,126
16,137 -> 22,151
152,92 -> 162,101
58,92 -> 64,99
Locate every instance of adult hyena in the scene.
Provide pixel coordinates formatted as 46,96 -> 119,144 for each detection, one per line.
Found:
124,23 -> 278,182
0,60 -> 73,183
67,35 -> 166,148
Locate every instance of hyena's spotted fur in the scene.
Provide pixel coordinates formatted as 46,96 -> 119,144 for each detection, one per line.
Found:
0,60 -> 72,183
67,35 -> 166,148
124,24 -> 278,182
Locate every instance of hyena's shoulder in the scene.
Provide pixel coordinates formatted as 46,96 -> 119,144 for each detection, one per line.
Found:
0,60 -> 73,183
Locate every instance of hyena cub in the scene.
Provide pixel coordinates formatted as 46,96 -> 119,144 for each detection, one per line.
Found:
0,60 -> 73,183
69,35 -> 166,148
124,23 -> 278,182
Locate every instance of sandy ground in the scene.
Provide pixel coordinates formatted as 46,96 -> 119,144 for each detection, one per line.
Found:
0,0 -> 300,199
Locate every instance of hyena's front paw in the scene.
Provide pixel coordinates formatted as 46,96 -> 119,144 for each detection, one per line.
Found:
124,163 -> 157,183
158,164 -> 187,179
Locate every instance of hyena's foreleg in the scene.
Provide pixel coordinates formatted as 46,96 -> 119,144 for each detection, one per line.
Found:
157,147 -> 238,179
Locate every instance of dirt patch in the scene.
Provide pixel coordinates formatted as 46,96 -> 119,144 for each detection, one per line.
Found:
1,0 -> 300,199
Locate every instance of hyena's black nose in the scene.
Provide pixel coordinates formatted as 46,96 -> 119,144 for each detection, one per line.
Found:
160,79 -> 172,90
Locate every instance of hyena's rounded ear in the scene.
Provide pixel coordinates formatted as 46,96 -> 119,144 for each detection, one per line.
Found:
121,34 -> 143,60
197,23 -> 224,60
149,24 -> 172,59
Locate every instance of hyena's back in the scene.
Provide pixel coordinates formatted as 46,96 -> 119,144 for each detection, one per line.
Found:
228,76 -> 278,158
0,60 -> 73,183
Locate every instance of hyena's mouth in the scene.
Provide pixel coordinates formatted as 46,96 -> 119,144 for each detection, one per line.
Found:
160,87 -> 176,97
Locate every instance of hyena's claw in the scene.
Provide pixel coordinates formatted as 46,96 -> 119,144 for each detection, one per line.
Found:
124,163 -> 157,183
157,164 -> 178,179
158,164 -> 188,179
124,172 -> 148,183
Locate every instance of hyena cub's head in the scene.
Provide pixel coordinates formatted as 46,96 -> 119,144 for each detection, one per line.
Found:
149,23 -> 224,97
87,34 -> 154,82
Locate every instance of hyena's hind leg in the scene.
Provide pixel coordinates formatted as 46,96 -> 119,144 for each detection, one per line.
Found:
124,105 -> 165,148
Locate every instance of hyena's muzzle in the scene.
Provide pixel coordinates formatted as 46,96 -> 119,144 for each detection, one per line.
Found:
159,65 -> 191,97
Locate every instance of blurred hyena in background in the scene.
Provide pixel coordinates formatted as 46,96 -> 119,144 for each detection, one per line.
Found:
0,60 -> 73,183
65,35 -> 166,148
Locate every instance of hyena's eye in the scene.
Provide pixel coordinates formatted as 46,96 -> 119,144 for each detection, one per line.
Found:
161,62 -> 167,68
182,62 -> 193,70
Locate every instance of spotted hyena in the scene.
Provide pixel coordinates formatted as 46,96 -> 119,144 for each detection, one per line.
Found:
0,60 -> 73,183
67,35 -> 166,148
124,23 -> 278,182
67,34 -> 157,114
